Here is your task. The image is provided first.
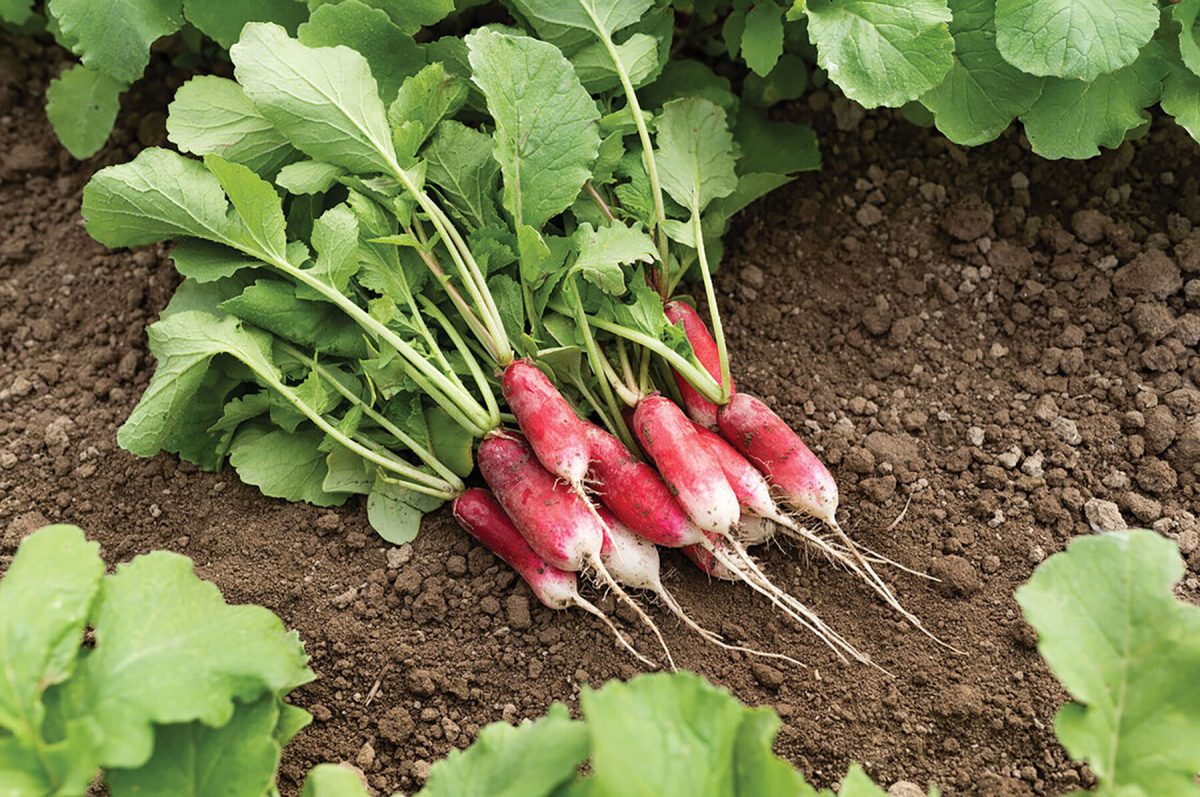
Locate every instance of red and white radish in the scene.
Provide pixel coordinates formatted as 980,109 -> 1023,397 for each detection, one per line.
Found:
664,300 -> 730,428
502,358 -> 590,487
477,431 -> 675,666
452,487 -> 650,665
632,395 -> 740,536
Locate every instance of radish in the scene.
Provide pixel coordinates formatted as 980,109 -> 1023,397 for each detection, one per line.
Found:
502,359 -> 590,487
632,395 -> 740,536
717,392 -> 957,651
585,423 -> 702,548
452,487 -> 651,665
664,300 -> 730,428
477,431 -> 675,667
588,414 -> 870,665
596,507 -> 804,669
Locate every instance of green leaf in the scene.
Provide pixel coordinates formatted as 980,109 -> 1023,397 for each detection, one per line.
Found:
220,279 -> 369,359
837,765 -> 888,797
572,221 -> 657,296
167,76 -> 299,178
919,0 -> 1045,146
734,108 -> 820,174
581,671 -> 807,797
230,423 -> 349,506
366,473 -> 443,544
309,204 -> 360,292
1176,0 -> 1200,77
64,549 -> 313,768
184,0 -> 307,48
277,160 -> 348,194
171,240 -> 260,284
232,22 -> 398,176
298,1 -> 424,105
743,52 -> 807,108
465,28 -> 601,230
571,33 -> 660,92
118,311 -> 278,459
741,2 -> 785,76
488,273 -> 527,347
1019,41 -> 1167,159
302,764 -> 373,797
994,0 -> 1159,81
1016,530 -> 1200,797
803,0 -> 954,108
424,121 -> 501,229
47,0 -> 183,83
388,63 -> 469,159
417,703 -> 588,797
0,526 -> 104,773
83,148 -> 242,248
655,97 -> 738,214
106,696 -> 284,797
308,0 -> 454,35
425,405 -> 476,478
1163,52 -> 1200,143
45,64 -> 123,159
0,0 -> 35,25
637,59 -> 737,114
508,0 -> 654,50
205,154 -> 289,261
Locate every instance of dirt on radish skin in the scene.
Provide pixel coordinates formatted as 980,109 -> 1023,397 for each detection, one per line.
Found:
501,359 -> 590,486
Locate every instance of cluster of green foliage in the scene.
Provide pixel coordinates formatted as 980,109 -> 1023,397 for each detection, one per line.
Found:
4,1 -> 1198,161
4,527 -> 1193,795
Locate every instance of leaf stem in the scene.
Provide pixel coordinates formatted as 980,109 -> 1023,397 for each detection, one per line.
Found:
418,295 -> 501,430
567,274 -> 637,450
692,210 -> 731,401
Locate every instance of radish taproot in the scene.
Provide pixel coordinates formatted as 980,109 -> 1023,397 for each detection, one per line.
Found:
452,487 -> 651,665
597,507 -> 805,669
502,359 -> 590,487
664,300 -> 730,428
476,431 -> 674,667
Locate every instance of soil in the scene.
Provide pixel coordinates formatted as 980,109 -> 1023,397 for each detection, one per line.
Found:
3,32 -> 1200,797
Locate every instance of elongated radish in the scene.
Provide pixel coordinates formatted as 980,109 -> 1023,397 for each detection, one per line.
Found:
452,487 -> 651,665
665,300 -> 730,428
586,423 -> 703,548
502,359 -> 590,487
682,539 -> 738,580
718,393 -> 957,651
633,395 -> 740,536
597,508 -> 804,669
477,431 -> 675,667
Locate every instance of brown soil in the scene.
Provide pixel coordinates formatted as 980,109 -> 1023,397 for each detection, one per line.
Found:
3,33 -> 1199,797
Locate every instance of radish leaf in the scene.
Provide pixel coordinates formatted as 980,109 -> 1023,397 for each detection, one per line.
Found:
298,1 -> 424,105
1176,0 -> 1200,77
994,0 -> 1159,81
230,423 -> 350,506
388,63 -> 470,160
205,154 -> 289,261
919,0 -> 1045,147
62,550 -> 314,768
655,97 -> 738,215
740,2 -> 785,77
167,76 -> 299,178
466,28 -> 600,230
0,0 -> 34,24
418,703 -> 588,797
106,695 -> 288,797
802,0 -> 954,108
47,0 -> 184,84
1019,41 -> 1167,160
302,764 -> 374,797
424,121 -> 502,229
45,64 -> 124,159
232,22 -> 397,176
572,221 -> 657,296
1163,51 -> 1200,144
277,161 -> 348,195
1016,530 -> 1200,797
184,0 -> 307,49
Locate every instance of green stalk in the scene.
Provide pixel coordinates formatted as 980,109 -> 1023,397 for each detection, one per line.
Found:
584,12 -> 670,277
567,274 -> 637,451
418,296 -> 502,430
549,300 -> 723,404
693,210 -> 731,401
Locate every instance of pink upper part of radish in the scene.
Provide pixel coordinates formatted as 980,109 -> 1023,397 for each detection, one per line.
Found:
634,395 -> 741,536
664,300 -> 731,428
595,505 -> 664,593
502,358 -> 590,485
477,432 -> 604,571
452,487 -> 580,610
717,392 -> 839,523
585,422 -> 705,548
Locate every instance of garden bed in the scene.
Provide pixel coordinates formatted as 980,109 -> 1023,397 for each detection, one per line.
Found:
2,32 -> 1198,797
